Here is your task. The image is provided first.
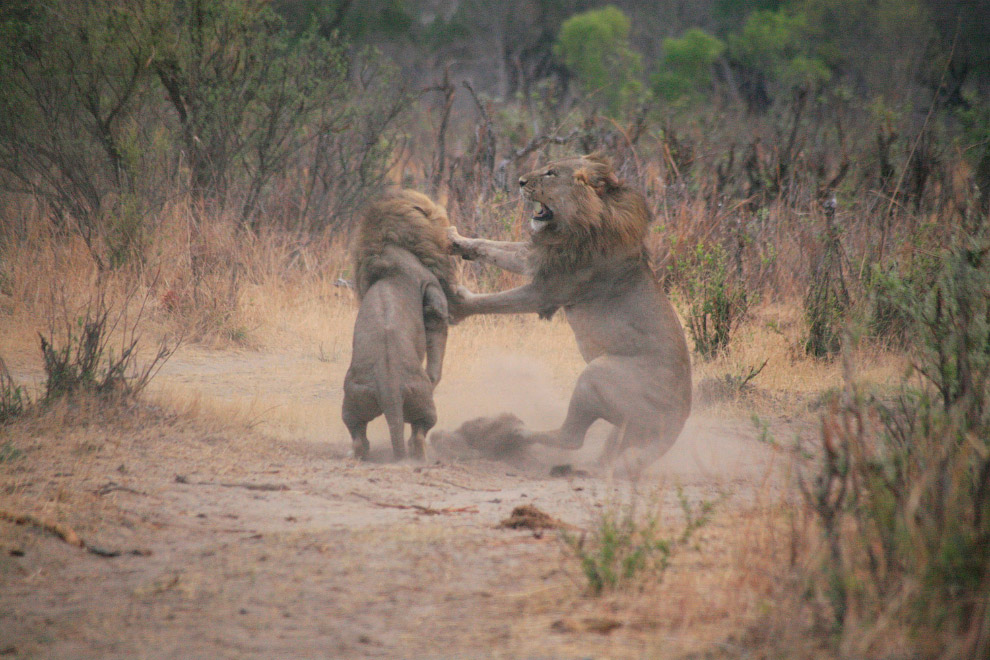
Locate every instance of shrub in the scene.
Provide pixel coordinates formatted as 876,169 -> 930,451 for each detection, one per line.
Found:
39,284 -> 177,402
0,0 -> 409,244
670,241 -> 753,360
0,357 -> 27,424
563,488 -> 719,595
800,237 -> 990,654
804,205 -> 848,358
652,28 -> 726,104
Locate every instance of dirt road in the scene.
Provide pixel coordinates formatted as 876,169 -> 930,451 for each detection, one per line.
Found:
1,341 -> 801,659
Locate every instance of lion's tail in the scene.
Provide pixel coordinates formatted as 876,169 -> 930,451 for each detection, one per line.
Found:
377,356 -> 406,459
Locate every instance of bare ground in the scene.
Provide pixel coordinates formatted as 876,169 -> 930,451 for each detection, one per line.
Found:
0,342 -> 812,659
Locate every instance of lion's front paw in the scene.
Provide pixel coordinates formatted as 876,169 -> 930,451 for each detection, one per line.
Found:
447,226 -> 476,260
447,285 -> 475,325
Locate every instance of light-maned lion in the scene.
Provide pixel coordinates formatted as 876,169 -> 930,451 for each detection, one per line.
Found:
342,189 -> 454,460
441,154 -> 691,472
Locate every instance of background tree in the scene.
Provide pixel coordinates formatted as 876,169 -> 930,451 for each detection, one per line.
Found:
553,5 -> 643,117
652,28 -> 726,105
0,0 -> 160,256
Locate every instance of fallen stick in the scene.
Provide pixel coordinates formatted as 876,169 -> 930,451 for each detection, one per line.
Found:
422,477 -> 502,493
0,510 -> 83,547
1,510 -> 151,558
349,492 -> 477,515
95,482 -> 148,496
174,475 -> 288,491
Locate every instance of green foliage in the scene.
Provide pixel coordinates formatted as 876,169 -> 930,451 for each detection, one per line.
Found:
652,28 -> 726,104
803,237 -> 990,652
803,281 -> 846,358
804,212 -> 848,358
670,241 -> 753,360
0,441 -> 22,463
714,0 -> 786,27
0,0 -> 160,229
273,0 -> 413,40
0,358 -> 27,425
566,508 -> 671,595
563,489 -> 719,595
0,0 -> 408,241
957,94 -> 990,211
729,8 -> 830,87
729,10 -> 806,71
151,1 -> 351,215
864,240 -> 939,342
554,6 -> 643,116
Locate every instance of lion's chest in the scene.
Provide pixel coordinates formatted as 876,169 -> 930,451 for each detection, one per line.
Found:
561,268 -> 664,362
564,304 -> 619,362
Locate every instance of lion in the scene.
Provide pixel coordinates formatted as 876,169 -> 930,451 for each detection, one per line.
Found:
342,189 -> 454,460
439,154 -> 692,472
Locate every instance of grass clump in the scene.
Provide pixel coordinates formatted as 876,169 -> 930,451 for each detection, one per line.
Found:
0,357 -> 27,424
564,488 -> 720,595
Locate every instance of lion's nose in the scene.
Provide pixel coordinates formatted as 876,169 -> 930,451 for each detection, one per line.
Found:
518,176 -> 527,187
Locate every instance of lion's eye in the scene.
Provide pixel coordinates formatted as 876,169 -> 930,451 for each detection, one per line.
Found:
544,169 -> 557,177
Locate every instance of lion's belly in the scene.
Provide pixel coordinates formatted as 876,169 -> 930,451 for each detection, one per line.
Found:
563,274 -> 683,365
564,301 -> 655,362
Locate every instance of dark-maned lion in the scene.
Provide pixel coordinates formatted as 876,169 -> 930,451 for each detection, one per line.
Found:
342,190 -> 454,460
441,154 -> 691,472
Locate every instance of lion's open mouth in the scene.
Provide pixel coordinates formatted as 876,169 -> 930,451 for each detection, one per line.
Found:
530,203 -> 554,232
533,203 -> 553,221
529,202 -> 553,233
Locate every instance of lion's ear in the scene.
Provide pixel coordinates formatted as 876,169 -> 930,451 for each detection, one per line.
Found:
575,166 -> 621,198
584,152 -> 611,167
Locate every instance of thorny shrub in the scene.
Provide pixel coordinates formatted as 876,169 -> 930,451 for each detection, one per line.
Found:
39,283 -> 177,403
800,236 -> 990,657
669,240 -> 753,360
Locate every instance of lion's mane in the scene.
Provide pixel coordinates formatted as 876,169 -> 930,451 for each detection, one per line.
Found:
529,154 -> 651,279
352,189 -> 455,298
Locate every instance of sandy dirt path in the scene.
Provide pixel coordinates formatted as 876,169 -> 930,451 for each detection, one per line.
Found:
0,342 -> 806,659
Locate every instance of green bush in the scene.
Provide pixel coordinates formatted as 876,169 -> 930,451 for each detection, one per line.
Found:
565,507 -> 671,595
563,488 -> 718,595
670,241 -> 753,360
802,237 -> 990,653
652,28 -> 725,104
0,357 -> 27,424
554,6 -> 643,117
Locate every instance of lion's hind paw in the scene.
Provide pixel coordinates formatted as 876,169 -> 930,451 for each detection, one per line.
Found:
457,413 -> 533,457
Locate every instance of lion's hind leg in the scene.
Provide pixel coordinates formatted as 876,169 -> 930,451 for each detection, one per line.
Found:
527,357 -> 631,452
342,384 -> 377,460
402,379 -> 438,461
